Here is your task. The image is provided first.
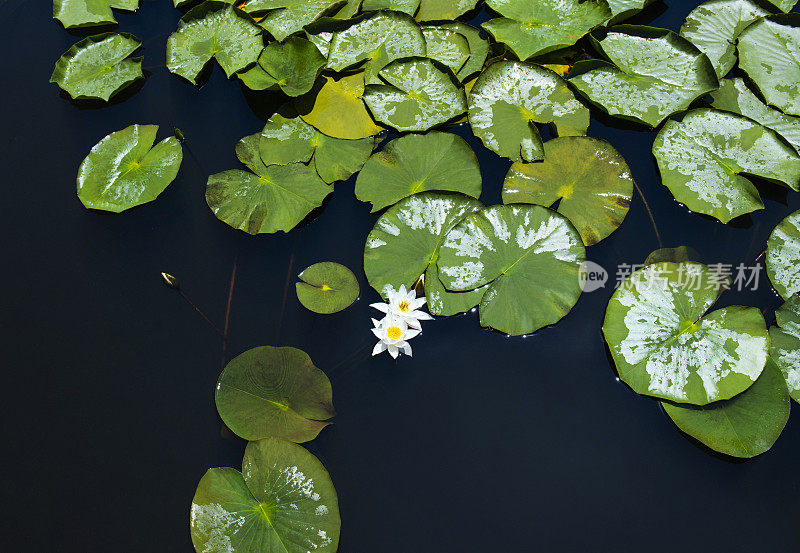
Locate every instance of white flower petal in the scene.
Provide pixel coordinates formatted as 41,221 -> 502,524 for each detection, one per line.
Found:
398,284 -> 407,296
370,302 -> 389,313
405,328 -> 421,340
399,341 -> 412,356
407,310 -> 433,321
411,296 -> 427,310
371,327 -> 383,339
372,341 -> 387,356
406,318 -> 422,330
388,344 -> 399,359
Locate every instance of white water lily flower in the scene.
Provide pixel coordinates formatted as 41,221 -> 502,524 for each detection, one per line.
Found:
371,315 -> 420,359
369,284 -> 433,329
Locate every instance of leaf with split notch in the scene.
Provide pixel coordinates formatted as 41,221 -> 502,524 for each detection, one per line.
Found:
296,72 -> 384,139
769,293 -> 800,402
243,0 -> 344,41
425,263 -> 488,316
244,37 -> 325,96
416,0 -> 479,22
53,0 -> 140,29
766,208 -> 800,299
296,262 -> 360,314
422,26 -> 470,75
439,22 -> 488,81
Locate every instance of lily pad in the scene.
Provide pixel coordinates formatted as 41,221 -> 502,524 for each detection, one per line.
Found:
53,0 -> 140,29
206,134 -> 331,234
248,0 -> 343,41
166,1 -> 263,84
439,22 -> 488,81
482,0 -> 611,60
240,37 -> 325,96
662,359 -> 790,458
652,108 -> 800,223
502,136 -> 633,245
191,438 -> 340,553
468,61 -> 589,162
77,125 -> 183,212
711,78 -> 800,155
355,132 -> 482,212
363,57 -> 467,132
643,246 -> 700,265
738,15 -> 800,117
215,346 -> 335,441
568,26 -> 719,127
416,0 -> 479,21
424,263 -> 488,316
765,0 -> 798,10
362,0 -> 419,15
296,262 -> 360,314
680,0 -> 769,79
603,261 -> 769,404
327,11 -> 427,85
364,192 -> 483,298
607,0 -> 652,24
50,33 -> 143,102
437,204 -> 586,335
422,27 -> 470,75
766,208 -> 800,299
770,294 -> 800,402
296,72 -> 384,139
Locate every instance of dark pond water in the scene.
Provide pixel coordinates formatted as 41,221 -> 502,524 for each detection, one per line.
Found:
3,0 -> 800,550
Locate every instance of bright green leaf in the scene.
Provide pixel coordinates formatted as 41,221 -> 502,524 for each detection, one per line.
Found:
416,0 -> 478,21
53,0 -> 140,29
422,27 -> 470,75
607,0 -> 652,24
244,0 -> 343,41
361,0 -> 419,15
248,37 -> 325,96
439,22 -> 488,81
296,72 -> 384,139
766,208 -> 800,299
313,133 -> 375,184
296,262 -> 360,314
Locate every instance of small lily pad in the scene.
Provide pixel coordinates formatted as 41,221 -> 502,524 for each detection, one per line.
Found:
296,72 -> 384,139
662,358 -> 790,458
416,0 -> 479,21
191,438 -> 340,553
77,125 -> 183,212
241,37 -> 325,96
243,0 -> 343,40
468,61 -> 589,162
502,136 -> 633,245
363,57 -> 467,132
603,261 -> 769,405
422,27 -> 471,75
53,0 -> 140,29
215,345 -> 335,441
296,262 -> 360,314
770,294 -> 800,403
766,208 -> 800,299
50,33 -> 143,102
355,132 -> 482,212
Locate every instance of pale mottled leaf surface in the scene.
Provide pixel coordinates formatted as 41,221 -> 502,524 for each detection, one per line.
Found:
245,0 -> 343,41
440,22 -> 488,81
502,136 -> 633,245
652,108 -> 800,223
422,27 -> 470,75
53,0 -> 140,29
468,61 -> 589,162
766,209 -> 800,300
770,294 -> 800,402
296,73 -> 384,139
296,262 -> 360,314
603,261 -> 769,404
416,0 -> 478,21
425,263 -> 487,316
77,125 -> 182,212
438,204 -> 585,335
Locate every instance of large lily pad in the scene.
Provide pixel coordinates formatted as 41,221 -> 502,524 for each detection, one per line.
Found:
77,125 -> 183,212
439,22 -> 488,81
770,294 -> 800,402
483,0 -> 611,60
422,27 -> 470,75
364,192 -> 483,298
569,26 -> 719,127
363,58 -> 467,132
652,108 -> 800,223
766,208 -> 800,299
502,136 -> 633,245
206,134 -> 331,234
53,0 -> 140,29
191,439 -> 340,553
355,132 -> 481,212
437,204 -> 585,335
738,15 -> 800,117
603,261 -> 769,404
296,73 -> 384,139
416,0 -> 479,21
240,37 -> 325,96
468,61 -> 589,162
680,0 -> 769,79
296,262 -> 360,314
662,359 -> 790,458
215,346 -> 335,441
244,0 -> 343,41
50,33 -> 143,102
166,1 -> 263,85
327,11 -> 427,85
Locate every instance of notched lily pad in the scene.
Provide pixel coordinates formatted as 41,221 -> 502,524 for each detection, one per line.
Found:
240,37 -> 325,96
296,262 -> 360,314
50,33 -> 144,102
422,26 -> 471,75
243,0 -> 344,41
296,72 -> 384,139
770,294 -> 800,403
53,0 -> 140,29
77,124 -> 183,212
766,208 -> 800,299
215,345 -> 335,441
439,22 -> 489,81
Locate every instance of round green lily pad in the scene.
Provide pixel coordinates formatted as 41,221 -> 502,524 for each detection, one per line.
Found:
769,293 -> 800,403
766,209 -> 800,300
296,262 -> 360,314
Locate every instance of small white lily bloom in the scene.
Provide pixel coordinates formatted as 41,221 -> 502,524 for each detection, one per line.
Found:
371,315 -> 420,359
369,284 -> 433,329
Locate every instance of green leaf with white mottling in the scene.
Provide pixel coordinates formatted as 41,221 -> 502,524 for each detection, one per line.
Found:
416,0 -> 478,21
166,2 -> 263,84
468,61 -> 589,162
327,11 -> 427,85
242,0 -> 343,40
769,294 -> 800,402
680,0 -> 769,79
356,132 -> 481,212
364,192 -> 483,298
362,0 -> 419,14
438,204 -> 586,335
603,261 -> 769,404
483,0 -> 611,60
250,37 -> 325,96
422,27 -> 470,75
50,33 -> 143,102
765,0 -> 798,10
440,22 -> 489,81
296,262 -> 360,314
652,108 -> 800,223
295,73 -> 384,139
53,0 -> 140,29
738,15 -> 800,117
190,438 -> 340,553
77,125 -> 183,213
363,57 -> 467,132
425,262 -> 487,316
569,26 -> 719,127
766,209 -> 800,299
662,358 -> 790,457
502,136 -> 633,245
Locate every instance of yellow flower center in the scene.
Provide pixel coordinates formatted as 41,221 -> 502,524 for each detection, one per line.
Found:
320,284 -> 332,291
386,326 -> 403,340
398,300 -> 410,313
